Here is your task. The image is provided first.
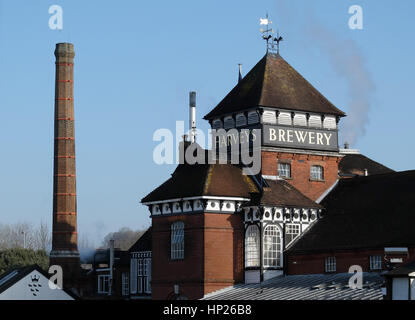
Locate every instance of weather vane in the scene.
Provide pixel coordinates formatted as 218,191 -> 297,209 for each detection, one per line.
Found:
260,14 -> 283,54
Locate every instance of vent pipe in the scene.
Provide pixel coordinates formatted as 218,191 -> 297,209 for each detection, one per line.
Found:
189,91 -> 196,143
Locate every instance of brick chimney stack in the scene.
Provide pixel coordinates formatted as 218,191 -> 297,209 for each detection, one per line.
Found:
49,43 -> 80,288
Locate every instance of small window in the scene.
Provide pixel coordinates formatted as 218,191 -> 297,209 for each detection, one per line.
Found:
310,165 -> 324,180
171,221 -> 184,260
97,274 -> 110,294
278,162 -> 291,178
285,224 -> 300,246
325,257 -> 336,273
370,255 -> 382,270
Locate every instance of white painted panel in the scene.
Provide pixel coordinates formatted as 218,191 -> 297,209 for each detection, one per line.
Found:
301,224 -> 310,232
247,111 -> 259,124
0,270 -> 74,300
207,200 -> 220,211
278,112 -> 292,125
152,205 -> 161,215
293,113 -> 307,126
245,270 -> 260,284
309,114 -> 322,128
162,203 -> 171,214
193,200 -> 203,211
273,208 -> 283,222
263,270 -> 283,281
172,202 -> 182,213
236,113 -> 247,127
323,115 -> 337,129
411,279 -> 415,300
212,119 -> 223,129
222,201 -> 235,212
224,116 -> 235,129
262,110 -> 277,124
392,278 -> 409,300
183,201 -> 192,212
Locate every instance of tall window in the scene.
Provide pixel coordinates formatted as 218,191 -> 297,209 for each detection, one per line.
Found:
97,274 -> 110,294
370,255 -> 382,270
310,165 -> 324,180
171,221 -> 184,260
263,225 -> 282,267
278,162 -> 291,178
131,252 -> 152,295
245,225 -> 260,267
285,224 -> 300,246
325,257 -> 336,273
122,272 -> 129,296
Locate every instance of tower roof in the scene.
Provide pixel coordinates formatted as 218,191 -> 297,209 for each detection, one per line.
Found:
204,53 -> 346,120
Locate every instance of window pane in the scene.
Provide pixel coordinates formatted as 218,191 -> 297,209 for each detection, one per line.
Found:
278,163 -> 291,178
311,165 -> 324,180
245,225 -> 260,267
171,221 -> 184,260
263,225 -> 282,267
285,224 -> 300,246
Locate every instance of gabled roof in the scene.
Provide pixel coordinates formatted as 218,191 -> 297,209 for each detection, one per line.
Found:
141,163 -> 258,203
248,179 -> 322,209
339,153 -> 394,177
129,227 -> 152,253
202,272 -> 383,300
0,264 -> 77,300
288,170 -> 415,254
204,53 -> 345,120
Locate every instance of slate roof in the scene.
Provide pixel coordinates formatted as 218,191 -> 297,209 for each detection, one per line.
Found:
141,163 -> 258,203
204,53 -> 345,120
339,153 -> 394,177
129,228 -> 152,253
248,179 -> 322,209
288,170 -> 415,254
202,272 -> 383,300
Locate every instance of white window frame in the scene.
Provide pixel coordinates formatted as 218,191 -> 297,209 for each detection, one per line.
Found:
263,225 -> 282,268
122,272 -> 129,296
171,221 -> 185,260
370,255 -> 382,270
325,257 -> 336,273
278,162 -> 291,178
310,165 -> 324,180
285,224 -> 300,246
97,274 -> 110,294
245,225 -> 260,267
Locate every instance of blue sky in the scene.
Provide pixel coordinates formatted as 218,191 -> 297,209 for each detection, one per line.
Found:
0,0 -> 414,245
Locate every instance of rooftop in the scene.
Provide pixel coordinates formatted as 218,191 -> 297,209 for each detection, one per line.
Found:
202,272 -> 383,300
204,53 -> 345,120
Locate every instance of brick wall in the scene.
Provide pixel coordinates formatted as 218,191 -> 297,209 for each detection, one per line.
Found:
151,212 -> 244,300
262,150 -> 341,201
286,248 -> 415,275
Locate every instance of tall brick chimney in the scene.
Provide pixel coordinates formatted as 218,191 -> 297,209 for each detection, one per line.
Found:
49,43 -> 80,289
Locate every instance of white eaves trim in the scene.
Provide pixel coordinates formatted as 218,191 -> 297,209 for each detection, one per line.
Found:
142,196 -> 250,205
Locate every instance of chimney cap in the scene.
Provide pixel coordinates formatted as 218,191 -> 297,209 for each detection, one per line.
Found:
55,42 -> 75,59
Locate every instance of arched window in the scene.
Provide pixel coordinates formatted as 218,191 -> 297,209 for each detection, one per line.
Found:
245,225 -> 260,267
263,225 -> 282,267
171,221 -> 184,260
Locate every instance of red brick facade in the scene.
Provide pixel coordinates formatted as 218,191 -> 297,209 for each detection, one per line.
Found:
262,150 -> 341,201
151,213 -> 244,300
286,248 -> 415,275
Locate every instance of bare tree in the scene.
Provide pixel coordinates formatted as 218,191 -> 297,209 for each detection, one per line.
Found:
34,221 -> 51,251
0,222 -> 51,251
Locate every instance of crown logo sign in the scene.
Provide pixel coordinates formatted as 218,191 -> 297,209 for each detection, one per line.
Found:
31,275 -> 40,283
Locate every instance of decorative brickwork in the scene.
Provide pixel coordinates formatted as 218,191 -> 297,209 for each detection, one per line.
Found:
50,43 -> 80,288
